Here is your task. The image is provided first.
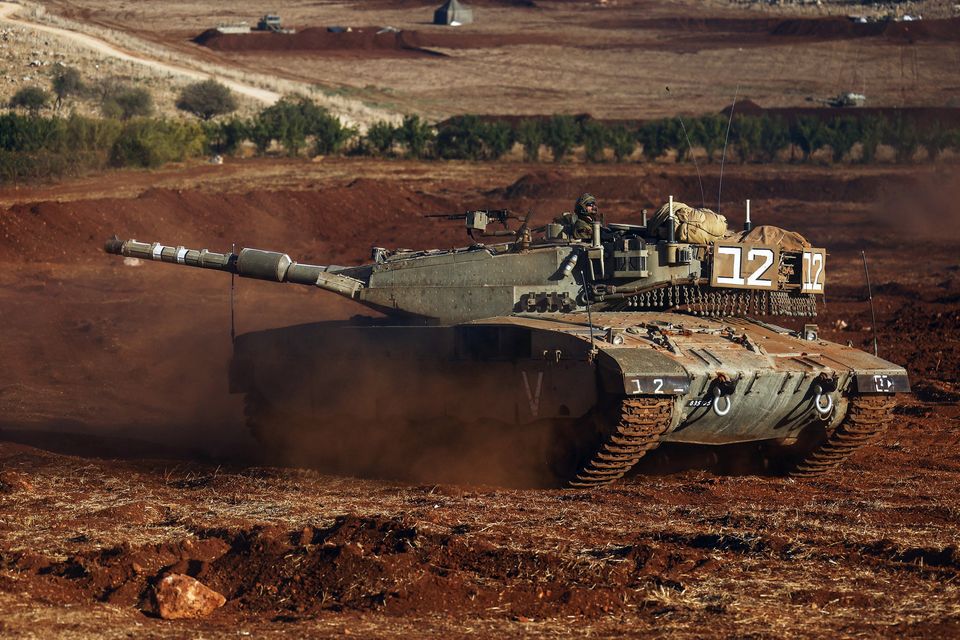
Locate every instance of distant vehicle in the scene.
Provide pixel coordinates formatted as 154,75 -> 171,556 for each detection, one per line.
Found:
257,14 -> 282,31
256,14 -> 295,34
827,92 -> 866,108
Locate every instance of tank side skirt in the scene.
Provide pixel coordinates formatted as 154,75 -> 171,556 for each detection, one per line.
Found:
790,395 -> 896,476
567,396 -> 673,488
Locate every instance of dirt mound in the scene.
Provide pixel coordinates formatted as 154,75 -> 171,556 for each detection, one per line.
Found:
499,170 -> 921,207
193,27 -> 550,56
0,180 -> 463,266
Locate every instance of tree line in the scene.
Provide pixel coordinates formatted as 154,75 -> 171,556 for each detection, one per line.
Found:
4,70 -> 959,181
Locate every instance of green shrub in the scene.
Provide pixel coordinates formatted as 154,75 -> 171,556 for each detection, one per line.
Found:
608,125 -> 636,162
859,116 -> 887,163
885,115 -> 920,163
789,116 -> 825,162
396,115 -> 434,159
109,119 -> 205,168
637,119 -> 670,161
311,110 -> 352,155
919,120 -> 949,161
255,96 -> 352,155
580,120 -> 608,162
692,114 -> 727,162
204,117 -> 247,155
10,86 -> 50,113
543,115 -> 578,162
364,121 -> 398,156
51,67 -> 84,108
435,115 -> 486,160
515,119 -> 543,162
824,116 -> 860,162
101,85 -> 153,120
758,115 -> 789,162
733,117 -> 763,163
0,113 -> 64,152
176,80 -> 238,121
479,120 -> 513,160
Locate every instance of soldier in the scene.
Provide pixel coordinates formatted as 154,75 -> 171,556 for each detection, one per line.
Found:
555,193 -> 600,240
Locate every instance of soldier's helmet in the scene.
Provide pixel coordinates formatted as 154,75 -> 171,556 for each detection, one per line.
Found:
574,193 -> 597,219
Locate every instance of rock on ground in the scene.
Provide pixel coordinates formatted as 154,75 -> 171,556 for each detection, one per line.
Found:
152,574 -> 226,620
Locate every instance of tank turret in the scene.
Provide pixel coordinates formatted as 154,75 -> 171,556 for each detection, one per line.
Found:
105,198 -> 824,323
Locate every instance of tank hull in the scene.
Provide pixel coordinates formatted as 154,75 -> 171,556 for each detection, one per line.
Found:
230,312 -> 908,485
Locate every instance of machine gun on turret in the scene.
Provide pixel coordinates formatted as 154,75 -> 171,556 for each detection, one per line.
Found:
425,209 -> 526,241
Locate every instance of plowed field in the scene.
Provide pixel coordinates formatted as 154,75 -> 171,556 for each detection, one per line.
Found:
1,158 -> 959,638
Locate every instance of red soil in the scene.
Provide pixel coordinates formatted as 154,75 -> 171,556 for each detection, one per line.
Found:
1,159 -> 958,637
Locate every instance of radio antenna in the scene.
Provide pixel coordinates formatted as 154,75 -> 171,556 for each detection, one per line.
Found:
230,242 -> 237,343
665,86 -> 705,209
861,250 -> 879,357
717,84 -> 740,214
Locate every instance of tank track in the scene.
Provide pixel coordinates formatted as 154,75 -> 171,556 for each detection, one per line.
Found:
790,395 -> 897,477
567,397 -> 673,488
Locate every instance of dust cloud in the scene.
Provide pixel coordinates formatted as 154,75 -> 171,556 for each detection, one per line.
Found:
875,166 -> 960,240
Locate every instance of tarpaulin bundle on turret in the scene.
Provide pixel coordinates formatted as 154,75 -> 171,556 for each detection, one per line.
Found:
647,201 -> 812,250
647,201 -> 730,245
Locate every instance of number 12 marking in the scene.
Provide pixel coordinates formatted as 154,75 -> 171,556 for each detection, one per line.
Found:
802,250 -> 825,293
714,244 -> 777,290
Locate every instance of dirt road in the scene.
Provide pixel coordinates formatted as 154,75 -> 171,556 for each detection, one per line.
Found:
0,2 -> 281,104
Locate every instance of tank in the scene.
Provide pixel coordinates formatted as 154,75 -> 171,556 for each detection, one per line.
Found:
103,199 -> 909,487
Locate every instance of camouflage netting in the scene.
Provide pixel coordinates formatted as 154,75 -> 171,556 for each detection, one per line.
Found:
648,202 -> 730,245
736,225 -> 811,251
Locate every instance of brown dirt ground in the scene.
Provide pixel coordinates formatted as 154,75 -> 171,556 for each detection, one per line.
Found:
1,157 -> 959,637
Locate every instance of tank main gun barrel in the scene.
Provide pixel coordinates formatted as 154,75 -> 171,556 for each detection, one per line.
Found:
104,237 -> 365,298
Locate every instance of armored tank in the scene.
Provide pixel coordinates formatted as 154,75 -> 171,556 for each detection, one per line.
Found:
104,199 -> 908,487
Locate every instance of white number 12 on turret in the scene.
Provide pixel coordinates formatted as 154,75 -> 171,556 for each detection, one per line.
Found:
801,249 -> 826,294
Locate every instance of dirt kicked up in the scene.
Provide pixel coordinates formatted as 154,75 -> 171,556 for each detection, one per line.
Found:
1,158 -> 959,637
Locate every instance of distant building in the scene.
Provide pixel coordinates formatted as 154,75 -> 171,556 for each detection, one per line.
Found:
434,0 -> 473,26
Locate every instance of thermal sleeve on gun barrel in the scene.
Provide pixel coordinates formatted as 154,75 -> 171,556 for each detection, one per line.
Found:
236,249 -> 292,281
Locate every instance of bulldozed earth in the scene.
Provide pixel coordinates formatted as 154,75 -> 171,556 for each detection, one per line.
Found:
1,158 -> 959,637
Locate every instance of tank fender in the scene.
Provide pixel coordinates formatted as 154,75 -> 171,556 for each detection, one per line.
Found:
596,348 -> 691,396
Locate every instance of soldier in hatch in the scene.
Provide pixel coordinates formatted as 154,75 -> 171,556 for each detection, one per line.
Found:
555,193 -> 600,240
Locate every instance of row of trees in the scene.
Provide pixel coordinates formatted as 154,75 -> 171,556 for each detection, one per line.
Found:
4,89 -> 960,181
634,113 -> 956,164
203,109 -> 960,164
